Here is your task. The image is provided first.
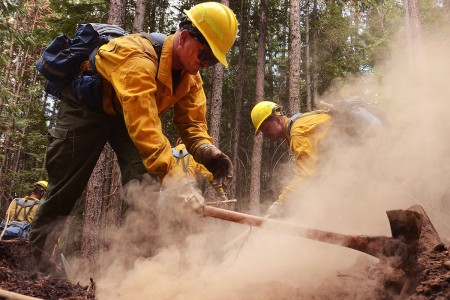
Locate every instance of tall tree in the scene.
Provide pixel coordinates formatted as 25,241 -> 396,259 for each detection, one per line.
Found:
208,0 -> 229,145
288,0 -> 301,114
304,0 -> 312,111
80,0 -> 126,272
133,0 -> 146,33
204,0 -> 229,200
108,0 -> 125,25
311,0 -> 319,105
404,0 -> 422,58
249,0 -> 267,214
230,0 -> 248,201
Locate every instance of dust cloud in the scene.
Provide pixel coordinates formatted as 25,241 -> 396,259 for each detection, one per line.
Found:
84,26 -> 449,299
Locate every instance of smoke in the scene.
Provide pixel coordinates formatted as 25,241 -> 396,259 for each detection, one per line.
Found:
292,25 -> 450,238
84,25 -> 450,300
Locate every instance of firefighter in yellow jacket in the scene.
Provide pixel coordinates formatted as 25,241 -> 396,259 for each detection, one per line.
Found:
251,100 -> 383,218
30,2 -> 238,272
172,138 -> 228,200
5,181 -> 48,223
251,101 -> 333,218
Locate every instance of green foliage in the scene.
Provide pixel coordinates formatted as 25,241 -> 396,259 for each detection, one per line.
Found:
44,0 -> 109,36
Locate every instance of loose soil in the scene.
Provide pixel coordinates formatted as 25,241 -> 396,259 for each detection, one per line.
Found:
0,239 -> 94,299
0,238 -> 448,299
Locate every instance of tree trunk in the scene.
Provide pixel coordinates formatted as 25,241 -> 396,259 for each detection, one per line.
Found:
249,0 -> 267,215
104,151 -> 122,226
79,0 -> 126,273
208,0 -> 229,145
132,0 -> 146,33
312,0 -> 318,108
204,0 -> 229,200
404,0 -> 422,58
288,0 -> 301,114
305,0 -> 312,111
81,150 -> 106,274
108,0 -> 125,26
230,0 -> 248,202
209,66 -> 224,144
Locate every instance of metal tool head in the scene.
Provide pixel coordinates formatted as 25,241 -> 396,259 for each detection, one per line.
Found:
386,209 -> 423,242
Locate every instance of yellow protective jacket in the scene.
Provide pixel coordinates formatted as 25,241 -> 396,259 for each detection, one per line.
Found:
173,143 -> 225,196
278,111 -> 333,202
95,34 -> 213,180
6,196 -> 40,223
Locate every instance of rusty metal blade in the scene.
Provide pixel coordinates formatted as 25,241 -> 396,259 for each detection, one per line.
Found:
386,209 -> 423,241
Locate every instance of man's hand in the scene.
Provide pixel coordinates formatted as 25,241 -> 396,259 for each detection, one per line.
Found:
265,201 -> 284,218
194,144 -> 233,188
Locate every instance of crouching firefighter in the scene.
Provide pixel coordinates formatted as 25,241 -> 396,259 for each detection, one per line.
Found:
31,2 -> 239,274
1,181 -> 48,240
250,99 -> 384,218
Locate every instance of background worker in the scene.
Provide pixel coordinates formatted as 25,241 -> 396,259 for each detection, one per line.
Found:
5,181 -> 48,223
1,181 -> 48,240
30,2 -> 238,273
251,100 -> 383,218
172,138 -> 228,201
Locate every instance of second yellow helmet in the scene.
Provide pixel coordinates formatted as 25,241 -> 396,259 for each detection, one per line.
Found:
251,101 -> 283,133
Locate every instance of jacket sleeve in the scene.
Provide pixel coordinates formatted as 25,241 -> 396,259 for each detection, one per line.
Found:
173,80 -> 213,156
95,37 -> 179,180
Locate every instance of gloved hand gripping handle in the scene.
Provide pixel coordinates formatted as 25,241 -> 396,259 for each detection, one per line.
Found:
193,144 -> 233,188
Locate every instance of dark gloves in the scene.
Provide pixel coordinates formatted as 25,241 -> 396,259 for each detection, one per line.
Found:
194,144 -> 233,188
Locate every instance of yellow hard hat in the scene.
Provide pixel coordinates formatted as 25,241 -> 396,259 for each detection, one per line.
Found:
33,180 -> 48,191
184,2 -> 238,67
251,101 -> 283,133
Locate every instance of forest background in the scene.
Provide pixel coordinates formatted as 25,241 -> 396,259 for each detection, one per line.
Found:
0,0 -> 449,268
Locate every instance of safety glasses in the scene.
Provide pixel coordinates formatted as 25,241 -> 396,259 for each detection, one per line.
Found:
191,35 -> 219,66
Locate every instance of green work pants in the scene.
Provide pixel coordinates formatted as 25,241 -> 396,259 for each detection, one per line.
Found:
29,98 -> 147,265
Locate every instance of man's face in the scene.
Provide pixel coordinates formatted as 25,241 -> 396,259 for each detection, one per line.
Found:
178,31 -> 218,75
259,116 -> 285,141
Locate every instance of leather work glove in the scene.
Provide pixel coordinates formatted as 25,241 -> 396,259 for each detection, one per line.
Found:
265,201 -> 284,218
194,144 -> 233,188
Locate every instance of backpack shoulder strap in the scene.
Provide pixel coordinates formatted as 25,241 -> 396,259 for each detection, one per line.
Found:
139,32 -> 167,60
12,198 -> 24,220
287,113 -> 302,133
13,198 -> 37,221
287,110 -> 327,133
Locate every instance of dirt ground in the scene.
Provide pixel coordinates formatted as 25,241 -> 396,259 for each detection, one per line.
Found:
0,238 -> 448,300
0,239 -> 94,299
